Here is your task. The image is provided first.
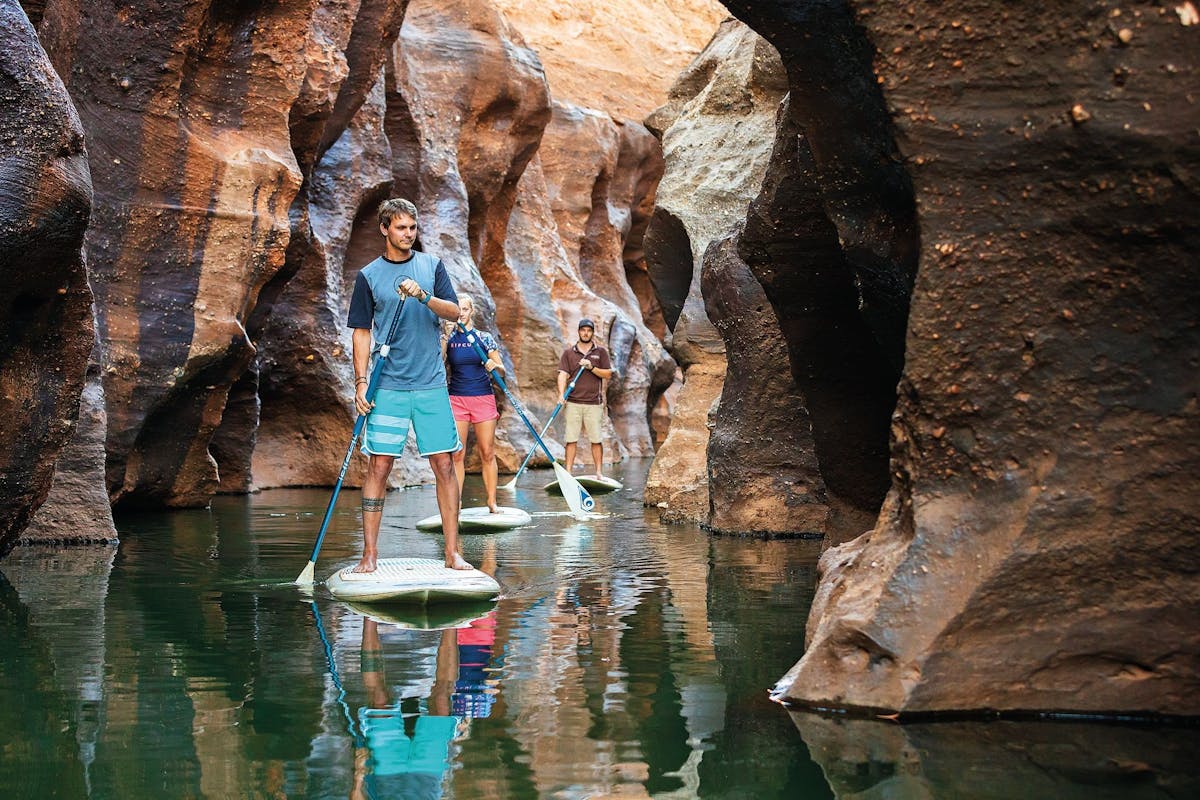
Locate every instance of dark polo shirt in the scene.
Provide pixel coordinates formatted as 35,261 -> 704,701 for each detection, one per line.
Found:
557,343 -> 612,405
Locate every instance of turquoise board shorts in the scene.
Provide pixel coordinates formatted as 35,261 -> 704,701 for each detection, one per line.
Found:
362,386 -> 462,457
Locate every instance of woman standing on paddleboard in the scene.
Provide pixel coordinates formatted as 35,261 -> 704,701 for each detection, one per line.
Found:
444,295 -> 504,513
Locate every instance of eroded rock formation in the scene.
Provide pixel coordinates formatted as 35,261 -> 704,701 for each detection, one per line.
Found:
741,1 -> 1200,715
541,103 -> 675,459
643,19 -> 787,522
0,4 -> 93,556
227,0 -> 410,491
36,0 -> 321,508
702,237 -> 828,536
249,0 -> 677,485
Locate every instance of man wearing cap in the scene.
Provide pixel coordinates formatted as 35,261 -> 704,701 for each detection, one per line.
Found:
556,319 -> 614,478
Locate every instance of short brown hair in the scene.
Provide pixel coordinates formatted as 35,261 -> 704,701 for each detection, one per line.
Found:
378,198 -> 418,227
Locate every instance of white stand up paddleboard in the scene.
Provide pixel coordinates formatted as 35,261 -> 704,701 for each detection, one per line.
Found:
326,558 -> 500,604
545,475 -> 623,494
415,505 -> 532,533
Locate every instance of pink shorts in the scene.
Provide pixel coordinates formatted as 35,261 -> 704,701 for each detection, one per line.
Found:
449,393 -> 499,424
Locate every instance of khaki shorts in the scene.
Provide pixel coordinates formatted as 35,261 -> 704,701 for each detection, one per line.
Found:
563,401 -> 603,443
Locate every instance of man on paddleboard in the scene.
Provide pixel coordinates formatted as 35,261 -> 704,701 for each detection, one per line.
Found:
347,198 -> 471,572
556,319 -> 614,480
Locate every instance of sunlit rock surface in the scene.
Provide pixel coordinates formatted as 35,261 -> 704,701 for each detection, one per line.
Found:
734,1 -> 1200,715
0,4 -> 93,556
248,76 -> 404,490
491,0 -> 727,120
643,19 -> 787,522
247,0 -> 673,484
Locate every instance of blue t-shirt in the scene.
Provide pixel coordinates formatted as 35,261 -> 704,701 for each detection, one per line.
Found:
446,329 -> 499,397
347,253 -> 458,391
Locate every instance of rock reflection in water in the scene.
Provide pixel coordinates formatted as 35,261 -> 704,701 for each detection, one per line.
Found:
794,712 -> 1200,799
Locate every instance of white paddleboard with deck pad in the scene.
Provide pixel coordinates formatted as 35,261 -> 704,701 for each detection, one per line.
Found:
545,475 -> 623,494
326,558 -> 500,604
415,505 -> 532,532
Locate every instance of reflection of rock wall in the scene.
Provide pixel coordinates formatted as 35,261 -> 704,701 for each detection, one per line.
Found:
0,5 -> 93,556
728,1 -> 1200,715
795,713 -> 1200,799
1,545 -> 116,790
643,20 -> 787,521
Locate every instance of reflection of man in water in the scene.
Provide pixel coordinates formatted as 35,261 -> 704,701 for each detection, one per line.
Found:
352,615 -> 496,799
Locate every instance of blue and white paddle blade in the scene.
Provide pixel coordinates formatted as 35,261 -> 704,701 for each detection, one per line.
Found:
551,461 -> 594,519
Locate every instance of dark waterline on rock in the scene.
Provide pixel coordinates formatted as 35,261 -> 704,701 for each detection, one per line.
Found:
0,459 -> 1196,799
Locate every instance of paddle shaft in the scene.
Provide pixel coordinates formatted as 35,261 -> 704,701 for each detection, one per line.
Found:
507,364 -> 584,482
305,296 -> 407,567
457,323 -> 565,471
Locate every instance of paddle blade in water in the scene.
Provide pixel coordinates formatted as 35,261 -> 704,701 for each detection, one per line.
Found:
295,560 -> 316,586
552,461 -> 594,519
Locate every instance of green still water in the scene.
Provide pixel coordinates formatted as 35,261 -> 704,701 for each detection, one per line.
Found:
1,460 -> 1195,799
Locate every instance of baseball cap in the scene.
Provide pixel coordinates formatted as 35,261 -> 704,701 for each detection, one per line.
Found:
578,318 -> 595,330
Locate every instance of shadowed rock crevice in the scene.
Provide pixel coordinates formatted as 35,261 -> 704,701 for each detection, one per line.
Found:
738,99 -> 900,517
642,208 -> 692,334
719,3 -> 919,376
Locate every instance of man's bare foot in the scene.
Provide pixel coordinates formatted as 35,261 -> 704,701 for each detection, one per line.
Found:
446,552 -> 473,570
351,555 -> 377,573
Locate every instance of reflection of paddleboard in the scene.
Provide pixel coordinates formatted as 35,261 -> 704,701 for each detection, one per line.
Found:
345,599 -> 496,629
415,505 -> 532,532
326,558 -> 500,604
544,475 -> 623,494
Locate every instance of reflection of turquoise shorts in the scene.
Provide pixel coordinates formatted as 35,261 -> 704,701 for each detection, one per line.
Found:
362,387 -> 462,457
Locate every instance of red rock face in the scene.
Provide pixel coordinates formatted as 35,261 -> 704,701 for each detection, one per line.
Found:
0,4 -> 94,556
250,0 -> 673,484
724,1 -> 1200,715
36,0 -> 322,507
246,0 -> 410,491
6,0 -> 687,537
541,103 -> 676,458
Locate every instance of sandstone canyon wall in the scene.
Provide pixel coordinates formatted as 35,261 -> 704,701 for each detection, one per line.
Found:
643,19 -> 788,523
5,0 -> 701,547
490,0 -> 728,121
0,3 -> 96,556
713,0 -> 1199,715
